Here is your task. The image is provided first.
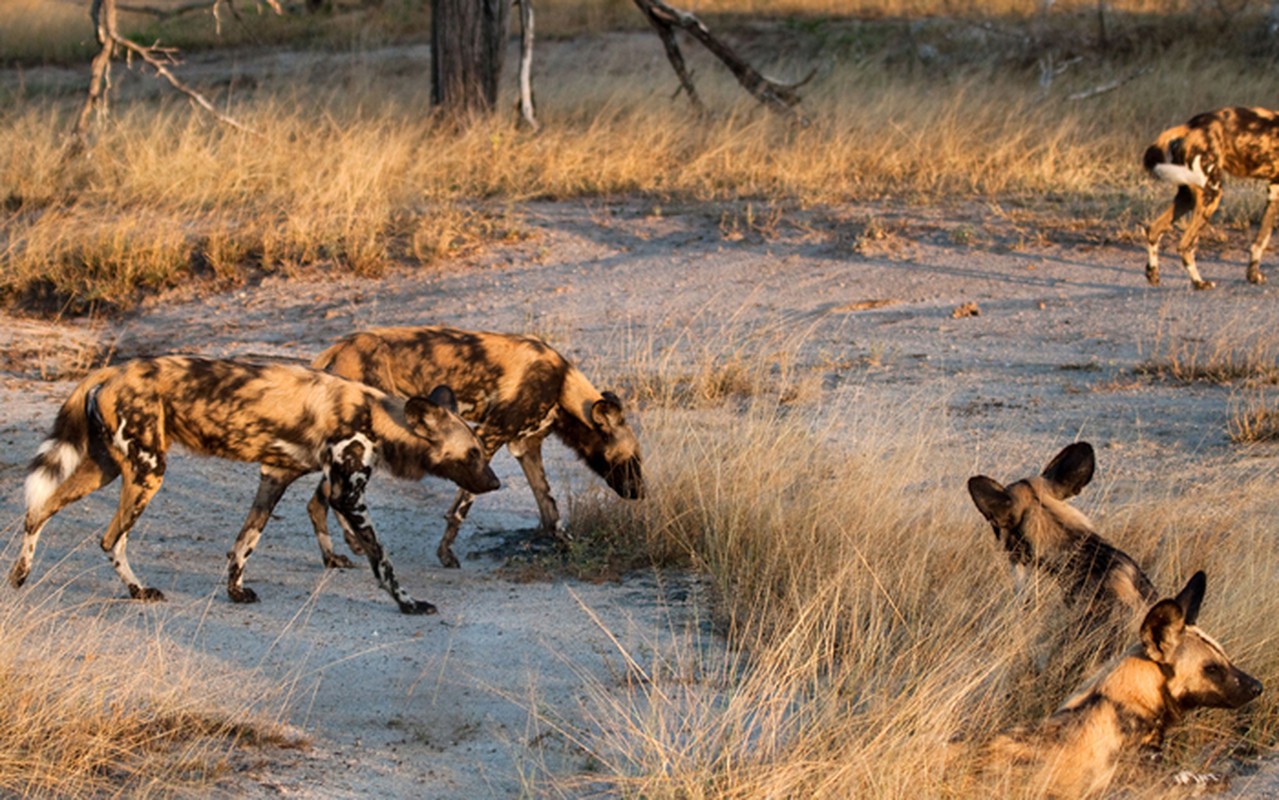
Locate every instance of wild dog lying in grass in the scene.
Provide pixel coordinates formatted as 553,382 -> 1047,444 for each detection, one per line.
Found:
13,356 -> 499,614
308,325 -> 644,569
967,442 -> 1157,628
1143,106 -> 1279,289
984,571 -> 1262,798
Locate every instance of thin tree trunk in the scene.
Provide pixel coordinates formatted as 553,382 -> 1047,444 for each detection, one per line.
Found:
517,0 -> 538,131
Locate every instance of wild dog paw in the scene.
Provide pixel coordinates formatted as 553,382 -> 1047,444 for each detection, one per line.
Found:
437,547 -> 461,570
1248,268 -> 1267,285
129,585 -> 166,602
322,553 -> 357,569
227,585 -> 259,604
1146,265 -> 1161,285
1192,279 -> 1216,290
9,561 -> 29,589
399,599 -> 438,615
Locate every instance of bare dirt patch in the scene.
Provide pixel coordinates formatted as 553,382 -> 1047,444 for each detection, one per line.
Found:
3,201 -> 1279,796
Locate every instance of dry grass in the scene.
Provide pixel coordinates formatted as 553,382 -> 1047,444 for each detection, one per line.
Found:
0,590 -> 296,798
1138,308 -> 1279,386
539,336 -> 1279,798
5,3 -> 1279,308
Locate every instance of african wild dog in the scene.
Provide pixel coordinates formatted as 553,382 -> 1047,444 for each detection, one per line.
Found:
967,442 -> 1157,628
984,571 -> 1262,798
306,325 -> 644,569
12,356 -> 498,614
1143,106 -> 1279,289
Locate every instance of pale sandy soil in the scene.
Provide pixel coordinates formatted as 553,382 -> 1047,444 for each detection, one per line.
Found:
3,201 -> 1279,796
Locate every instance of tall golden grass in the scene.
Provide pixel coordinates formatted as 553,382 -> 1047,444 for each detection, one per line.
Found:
549,366 -> 1279,797
0,588 -> 293,797
5,3 -> 1279,308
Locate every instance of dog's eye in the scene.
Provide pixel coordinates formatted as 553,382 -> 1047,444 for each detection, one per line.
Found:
1204,663 -> 1226,681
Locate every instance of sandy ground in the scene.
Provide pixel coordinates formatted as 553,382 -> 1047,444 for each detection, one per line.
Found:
4,200 -> 1279,796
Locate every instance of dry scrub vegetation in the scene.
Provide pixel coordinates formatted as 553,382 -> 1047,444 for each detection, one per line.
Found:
0,587 -> 294,797
553,342 -> 1279,797
5,0 -> 1279,309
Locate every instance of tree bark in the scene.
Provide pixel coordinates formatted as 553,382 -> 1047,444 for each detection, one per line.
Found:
431,0 -> 510,118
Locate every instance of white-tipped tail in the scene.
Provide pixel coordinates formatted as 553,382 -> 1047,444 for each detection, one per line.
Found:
1152,155 -> 1208,188
24,440 -> 81,514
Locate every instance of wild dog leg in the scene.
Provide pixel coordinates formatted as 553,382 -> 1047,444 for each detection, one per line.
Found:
509,436 -> 563,537
439,488 -> 476,569
328,434 -> 436,614
11,453 -> 120,589
227,466 -> 303,603
305,477 -> 358,569
1146,186 -> 1196,286
1248,182 -> 1279,284
1177,183 -> 1222,290
100,455 -> 167,601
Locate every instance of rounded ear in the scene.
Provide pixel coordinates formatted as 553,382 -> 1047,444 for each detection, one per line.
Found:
1141,598 -> 1187,664
967,476 -> 1015,529
426,385 -> 459,414
1175,570 -> 1207,626
589,393 -> 624,431
1041,442 -> 1095,500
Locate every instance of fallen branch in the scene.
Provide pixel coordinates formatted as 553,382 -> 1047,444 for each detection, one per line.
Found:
1067,67 -> 1151,101
631,0 -> 814,124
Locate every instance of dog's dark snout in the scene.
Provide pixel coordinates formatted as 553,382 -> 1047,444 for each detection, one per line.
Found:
1246,674 -> 1264,699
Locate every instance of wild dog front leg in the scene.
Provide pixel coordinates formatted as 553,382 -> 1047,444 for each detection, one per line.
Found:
1247,182 -> 1279,284
227,466 -> 302,603
305,477 -> 358,570
328,435 -> 436,615
508,436 -> 564,538
101,455 -> 167,601
439,488 -> 475,569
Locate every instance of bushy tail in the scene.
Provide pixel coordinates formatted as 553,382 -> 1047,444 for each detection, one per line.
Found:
1143,124 -> 1208,188
24,367 -> 115,517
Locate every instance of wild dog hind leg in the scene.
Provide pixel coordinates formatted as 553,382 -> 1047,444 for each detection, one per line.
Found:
327,434 -> 436,614
1177,183 -> 1223,290
12,451 -> 120,589
1146,186 -> 1196,286
227,466 -> 303,603
1247,182 -> 1279,284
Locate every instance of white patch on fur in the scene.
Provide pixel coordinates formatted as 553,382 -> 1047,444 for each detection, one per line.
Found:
1152,155 -> 1208,188
333,433 -> 377,470
272,439 -> 322,468
114,420 -> 158,471
24,440 -> 81,512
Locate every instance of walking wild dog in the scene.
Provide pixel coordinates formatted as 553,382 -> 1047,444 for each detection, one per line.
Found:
308,325 -> 644,569
985,571 -> 1262,797
13,356 -> 499,614
1143,106 -> 1279,289
967,442 -> 1157,627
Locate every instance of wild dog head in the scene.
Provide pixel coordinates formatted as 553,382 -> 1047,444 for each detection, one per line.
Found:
966,442 -> 1155,617
562,390 -> 644,500
403,385 -> 500,495
1143,571 -> 1262,714
967,441 -> 1096,579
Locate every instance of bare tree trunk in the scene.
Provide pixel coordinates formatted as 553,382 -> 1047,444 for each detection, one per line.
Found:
431,0 -> 510,118
517,0 -> 538,131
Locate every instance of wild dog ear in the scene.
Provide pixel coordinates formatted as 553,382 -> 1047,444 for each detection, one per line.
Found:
1175,571 -> 1207,626
1041,442 -> 1095,500
589,393 -> 625,433
425,385 -> 459,414
404,392 -> 452,433
1141,598 -> 1187,664
967,476 -> 1016,529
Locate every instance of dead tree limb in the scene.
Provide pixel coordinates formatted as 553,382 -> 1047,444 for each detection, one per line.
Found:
632,0 -> 814,123
72,0 -> 266,149
517,0 -> 538,131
